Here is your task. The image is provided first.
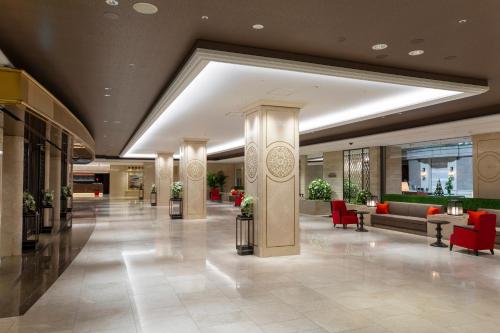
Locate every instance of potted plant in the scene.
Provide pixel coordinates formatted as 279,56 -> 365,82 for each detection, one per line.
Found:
171,181 -> 183,199
445,175 -> 454,195
41,190 -> 54,208
355,190 -> 372,205
216,171 -> 227,191
23,191 -> 37,215
61,185 -> 73,199
207,172 -> 218,190
241,195 -> 254,217
308,178 -> 332,201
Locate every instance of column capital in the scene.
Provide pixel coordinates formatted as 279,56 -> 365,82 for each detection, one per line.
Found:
241,101 -> 303,114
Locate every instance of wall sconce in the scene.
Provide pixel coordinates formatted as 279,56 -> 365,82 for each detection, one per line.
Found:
401,181 -> 410,192
448,166 -> 455,176
421,167 -> 427,177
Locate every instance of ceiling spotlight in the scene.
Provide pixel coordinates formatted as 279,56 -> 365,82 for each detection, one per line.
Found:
252,24 -> 264,30
371,43 -> 388,50
458,19 -> 467,24
105,0 -> 119,6
201,15 -> 208,20
104,94 -> 111,97
133,2 -> 158,14
409,49 -> 424,56
104,87 -> 111,90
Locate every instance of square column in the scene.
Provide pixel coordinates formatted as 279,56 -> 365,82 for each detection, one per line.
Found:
155,153 -> 174,205
179,139 -> 207,219
50,127 -> 62,232
244,105 -> 300,257
1,107 -> 25,256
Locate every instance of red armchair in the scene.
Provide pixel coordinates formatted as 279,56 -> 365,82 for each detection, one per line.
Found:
331,200 -> 359,229
234,192 -> 244,207
210,188 -> 222,201
450,214 -> 496,256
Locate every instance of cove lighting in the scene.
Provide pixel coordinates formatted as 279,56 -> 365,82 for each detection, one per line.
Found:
122,50 -> 486,158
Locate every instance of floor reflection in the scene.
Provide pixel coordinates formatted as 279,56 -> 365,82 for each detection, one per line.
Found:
0,199 -> 97,318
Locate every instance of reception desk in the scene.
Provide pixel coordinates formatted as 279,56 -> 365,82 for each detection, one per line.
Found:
74,183 -> 104,198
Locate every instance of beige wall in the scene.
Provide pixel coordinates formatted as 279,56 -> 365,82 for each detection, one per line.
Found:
207,162 -> 244,191
323,151 -> 343,199
110,165 -> 139,198
473,132 -> 500,199
385,146 -> 402,194
143,162 -> 155,195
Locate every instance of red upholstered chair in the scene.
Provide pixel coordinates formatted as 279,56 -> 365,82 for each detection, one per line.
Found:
234,192 -> 244,207
450,213 -> 496,256
210,188 -> 222,201
331,200 -> 359,229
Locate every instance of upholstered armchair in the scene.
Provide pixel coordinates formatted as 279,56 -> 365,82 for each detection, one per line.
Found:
450,213 -> 496,255
210,188 -> 222,201
234,192 -> 244,207
331,200 -> 359,229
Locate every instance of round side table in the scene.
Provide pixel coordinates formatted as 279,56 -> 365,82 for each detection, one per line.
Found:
427,220 -> 450,247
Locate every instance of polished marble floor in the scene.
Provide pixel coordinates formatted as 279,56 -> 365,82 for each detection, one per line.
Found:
1,199 -> 500,333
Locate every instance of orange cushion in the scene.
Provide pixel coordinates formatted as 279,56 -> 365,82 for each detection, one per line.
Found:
468,210 -> 487,225
376,203 -> 389,214
426,207 -> 440,216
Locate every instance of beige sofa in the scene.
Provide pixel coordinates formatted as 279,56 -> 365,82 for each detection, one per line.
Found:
371,201 -> 445,236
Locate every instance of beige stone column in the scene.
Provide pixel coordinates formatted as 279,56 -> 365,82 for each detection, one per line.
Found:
67,135 -> 74,190
50,127 -> 62,232
0,113 -> 3,253
384,146 -> 402,195
143,161 -> 155,196
1,107 -> 25,257
369,147 -> 381,198
43,125 -> 52,228
244,105 -> 300,257
299,155 -> 307,197
179,139 -> 207,219
323,151 -> 343,199
155,153 -> 174,206
473,132 -> 500,199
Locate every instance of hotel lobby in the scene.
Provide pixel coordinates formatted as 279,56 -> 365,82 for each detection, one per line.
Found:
1,1 -> 500,332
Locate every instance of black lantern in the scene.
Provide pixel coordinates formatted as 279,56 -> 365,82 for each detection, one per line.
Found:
40,205 -> 54,233
366,195 -> 379,207
150,191 -> 157,206
447,200 -> 463,216
236,214 -> 254,255
169,198 -> 183,219
139,188 -> 144,201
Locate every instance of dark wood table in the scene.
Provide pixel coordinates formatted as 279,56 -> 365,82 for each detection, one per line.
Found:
356,211 -> 370,232
427,220 -> 450,247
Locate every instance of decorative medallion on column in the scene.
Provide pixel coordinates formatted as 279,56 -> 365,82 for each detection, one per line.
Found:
266,145 -> 295,178
187,159 -> 204,180
245,143 -> 258,182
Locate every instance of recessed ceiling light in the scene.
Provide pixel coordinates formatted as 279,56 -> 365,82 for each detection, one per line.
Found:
104,87 -> 111,90
252,24 -> 264,30
133,2 -> 158,14
103,120 -> 109,123
409,50 -> 424,56
113,120 -> 121,124
371,43 -> 388,50
201,15 -> 208,20
458,19 -> 467,24
103,12 -> 119,20
104,94 -> 111,97
105,0 -> 119,6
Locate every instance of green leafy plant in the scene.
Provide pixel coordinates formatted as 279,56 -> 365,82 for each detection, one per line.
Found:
216,171 -> 227,191
241,195 -> 254,216
355,189 -> 372,205
445,175 -> 454,195
343,179 -> 360,203
171,181 -> 183,199
41,190 -> 54,207
23,191 -> 37,213
207,172 -> 218,189
308,178 -> 332,201
61,186 -> 73,198
434,180 -> 444,196
151,184 -> 157,193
